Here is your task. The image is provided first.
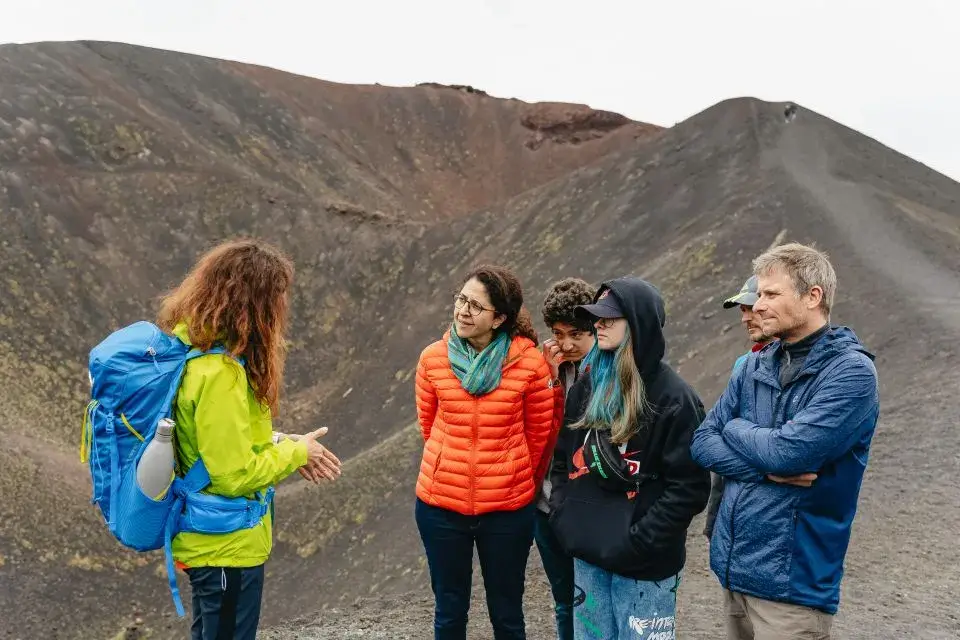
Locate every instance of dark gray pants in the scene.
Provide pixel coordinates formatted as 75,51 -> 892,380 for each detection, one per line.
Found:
187,565 -> 265,640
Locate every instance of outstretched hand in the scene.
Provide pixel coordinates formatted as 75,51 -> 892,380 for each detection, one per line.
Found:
296,427 -> 342,484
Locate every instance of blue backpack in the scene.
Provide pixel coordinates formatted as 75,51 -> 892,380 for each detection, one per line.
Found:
80,321 -> 275,616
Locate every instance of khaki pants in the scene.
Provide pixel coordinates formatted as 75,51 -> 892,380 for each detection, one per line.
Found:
725,589 -> 833,640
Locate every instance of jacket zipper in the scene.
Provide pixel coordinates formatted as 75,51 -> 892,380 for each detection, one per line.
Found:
470,395 -> 479,513
725,485 -> 744,588
726,365 -> 790,588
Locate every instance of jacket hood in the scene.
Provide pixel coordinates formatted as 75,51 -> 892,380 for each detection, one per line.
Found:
816,325 -> 874,360
597,277 -> 666,382
760,325 -> 875,372
808,325 -> 875,363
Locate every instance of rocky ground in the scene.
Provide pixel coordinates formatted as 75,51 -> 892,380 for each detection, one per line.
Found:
269,366 -> 960,639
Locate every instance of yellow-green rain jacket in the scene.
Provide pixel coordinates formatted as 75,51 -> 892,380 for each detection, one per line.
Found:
170,323 -> 306,568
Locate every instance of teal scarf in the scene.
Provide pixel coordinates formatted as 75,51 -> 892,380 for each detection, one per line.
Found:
447,327 -> 511,396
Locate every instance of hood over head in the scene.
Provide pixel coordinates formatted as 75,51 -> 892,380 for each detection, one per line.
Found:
577,276 -> 666,382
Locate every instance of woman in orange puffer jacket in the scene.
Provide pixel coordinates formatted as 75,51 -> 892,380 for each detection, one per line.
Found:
415,264 -> 560,640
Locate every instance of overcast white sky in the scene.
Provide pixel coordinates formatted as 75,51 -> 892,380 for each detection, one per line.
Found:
2,0 -> 959,180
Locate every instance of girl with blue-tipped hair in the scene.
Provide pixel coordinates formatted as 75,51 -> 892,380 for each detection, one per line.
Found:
547,277 -> 710,640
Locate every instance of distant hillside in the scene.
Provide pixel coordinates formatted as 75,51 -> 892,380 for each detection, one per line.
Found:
0,40 -> 655,638
0,39 -> 659,454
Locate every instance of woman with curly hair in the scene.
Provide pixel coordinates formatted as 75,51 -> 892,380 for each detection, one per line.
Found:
159,239 -> 341,640
414,264 -> 560,640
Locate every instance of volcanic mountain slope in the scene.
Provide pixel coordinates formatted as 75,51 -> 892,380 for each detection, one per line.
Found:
0,40 -> 657,455
265,98 -> 960,639
0,41 -> 657,638
2,42 -> 960,640
0,41 -> 656,224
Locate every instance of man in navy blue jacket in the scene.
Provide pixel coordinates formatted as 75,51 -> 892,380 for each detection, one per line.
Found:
703,275 -> 773,542
691,243 -> 879,640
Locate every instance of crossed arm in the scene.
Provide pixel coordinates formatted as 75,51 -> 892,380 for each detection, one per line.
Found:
690,365 -> 766,482
720,360 -> 877,476
691,356 -> 878,479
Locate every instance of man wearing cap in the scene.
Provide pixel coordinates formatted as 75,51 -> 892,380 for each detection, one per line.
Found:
703,276 -> 774,540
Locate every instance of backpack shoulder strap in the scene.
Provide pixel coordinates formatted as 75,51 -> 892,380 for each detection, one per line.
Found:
185,345 -> 245,366
179,457 -> 212,493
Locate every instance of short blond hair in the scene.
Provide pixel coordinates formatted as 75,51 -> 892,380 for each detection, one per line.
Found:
752,243 -> 836,315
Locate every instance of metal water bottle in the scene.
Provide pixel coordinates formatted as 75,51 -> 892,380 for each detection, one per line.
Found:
136,418 -> 176,500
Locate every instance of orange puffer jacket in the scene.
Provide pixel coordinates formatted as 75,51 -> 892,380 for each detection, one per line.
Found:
415,332 -> 561,515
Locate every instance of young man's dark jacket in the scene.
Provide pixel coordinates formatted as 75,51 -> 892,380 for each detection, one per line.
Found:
548,278 -> 711,580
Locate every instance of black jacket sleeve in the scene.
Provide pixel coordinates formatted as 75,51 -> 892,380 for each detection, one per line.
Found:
548,377 -> 588,510
630,396 -> 711,550
548,427 -> 572,510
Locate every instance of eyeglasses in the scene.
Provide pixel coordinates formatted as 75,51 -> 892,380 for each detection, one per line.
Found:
453,293 -> 495,316
595,317 -> 620,329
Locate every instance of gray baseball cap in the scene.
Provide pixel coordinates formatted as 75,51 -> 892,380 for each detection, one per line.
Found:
723,275 -> 759,309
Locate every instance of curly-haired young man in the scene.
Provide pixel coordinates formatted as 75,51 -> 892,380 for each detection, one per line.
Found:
536,277 -> 596,640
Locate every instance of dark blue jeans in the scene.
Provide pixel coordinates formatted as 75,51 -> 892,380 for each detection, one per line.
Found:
186,565 -> 264,640
534,509 -> 575,640
416,498 -> 536,640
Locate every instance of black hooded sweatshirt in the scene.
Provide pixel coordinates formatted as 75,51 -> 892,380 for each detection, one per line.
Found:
549,277 -> 711,580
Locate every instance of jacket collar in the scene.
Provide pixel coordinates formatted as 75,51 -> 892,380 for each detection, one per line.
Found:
172,321 -> 193,346
751,325 -> 871,389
